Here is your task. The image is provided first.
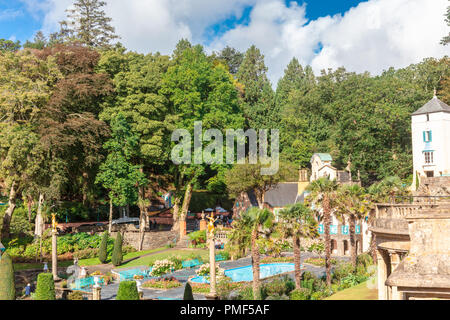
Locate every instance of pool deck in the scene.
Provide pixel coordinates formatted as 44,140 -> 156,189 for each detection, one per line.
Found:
101,252 -> 349,300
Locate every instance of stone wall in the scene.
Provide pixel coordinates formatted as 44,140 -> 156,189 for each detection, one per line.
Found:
416,176 -> 450,197
110,230 -> 177,251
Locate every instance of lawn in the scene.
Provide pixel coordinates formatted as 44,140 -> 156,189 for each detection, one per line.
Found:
325,281 -> 378,300
116,248 -> 209,269
13,246 -> 169,270
78,246 -> 168,266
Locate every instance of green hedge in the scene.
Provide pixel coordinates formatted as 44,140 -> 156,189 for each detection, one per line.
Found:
98,231 -> 109,264
183,283 -> 194,300
116,281 -> 139,300
34,273 -> 56,300
111,233 -> 123,267
0,253 -> 15,300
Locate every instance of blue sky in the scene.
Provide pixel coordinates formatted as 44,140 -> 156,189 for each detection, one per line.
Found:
1,0 -> 368,44
0,0 -> 448,85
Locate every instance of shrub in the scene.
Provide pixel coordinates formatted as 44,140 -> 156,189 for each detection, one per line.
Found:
290,288 -> 310,300
188,230 -> 206,246
357,253 -> 373,268
262,276 -> 295,299
333,262 -> 355,282
0,253 -> 15,300
111,233 -> 123,267
150,259 -> 175,276
98,231 -> 109,264
34,273 -> 56,300
183,283 -> 194,300
68,291 -> 84,300
116,281 -> 140,300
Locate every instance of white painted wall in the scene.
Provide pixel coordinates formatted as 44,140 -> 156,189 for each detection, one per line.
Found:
412,111 -> 450,189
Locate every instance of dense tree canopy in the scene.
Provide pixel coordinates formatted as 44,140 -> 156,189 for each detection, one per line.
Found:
0,7 -> 448,235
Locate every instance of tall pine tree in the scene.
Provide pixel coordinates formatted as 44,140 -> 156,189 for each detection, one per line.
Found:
59,0 -> 119,48
236,45 -> 275,129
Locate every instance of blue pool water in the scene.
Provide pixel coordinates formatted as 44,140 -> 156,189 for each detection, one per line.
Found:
115,267 -> 152,281
190,263 -> 295,283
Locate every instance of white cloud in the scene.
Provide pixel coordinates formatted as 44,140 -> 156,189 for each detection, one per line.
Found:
209,0 -> 449,83
24,0 -> 450,84
0,8 -> 23,21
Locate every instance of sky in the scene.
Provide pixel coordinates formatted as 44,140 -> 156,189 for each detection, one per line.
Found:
1,0 -> 449,84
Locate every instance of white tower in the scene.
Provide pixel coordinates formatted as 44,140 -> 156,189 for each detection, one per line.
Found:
411,92 -> 450,190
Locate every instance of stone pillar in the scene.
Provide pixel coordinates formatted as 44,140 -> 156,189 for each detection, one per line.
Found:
377,249 -> 388,300
337,240 -> 344,256
52,230 -> 58,280
391,286 -> 403,300
200,212 -> 207,231
179,219 -> 187,238
93,286 -> 102,300
206,232 -> 218,300
389,251 -> 401,273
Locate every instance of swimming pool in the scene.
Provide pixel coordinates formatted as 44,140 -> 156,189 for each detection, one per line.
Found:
190,263 -> 295,283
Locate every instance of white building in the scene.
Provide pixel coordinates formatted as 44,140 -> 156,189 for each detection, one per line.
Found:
310,153 -> 337,181
411,94 -> 450,190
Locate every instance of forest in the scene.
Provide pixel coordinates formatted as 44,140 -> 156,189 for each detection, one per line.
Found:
0,0 -> 449,240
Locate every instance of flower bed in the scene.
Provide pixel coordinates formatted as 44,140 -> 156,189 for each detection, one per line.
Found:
304,257 -> 337,267
142,277 -> 182,290
150,259 -> 175,277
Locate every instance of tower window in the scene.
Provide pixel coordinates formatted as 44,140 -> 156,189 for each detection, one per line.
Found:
423,131 -> 432,142
424,151 -> 434,164
426,114 -> 430,121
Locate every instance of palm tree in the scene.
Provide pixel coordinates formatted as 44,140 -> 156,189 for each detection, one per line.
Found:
335,184 -> 370,267
278,203 -> 318,289
306,177 -> 338,286
241,207 -> 274,300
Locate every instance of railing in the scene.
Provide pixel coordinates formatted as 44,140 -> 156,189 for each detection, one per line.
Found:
215,229 -> 231,242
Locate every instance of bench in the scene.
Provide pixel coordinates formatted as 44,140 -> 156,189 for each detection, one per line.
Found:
215,254 -> 225,262
181,259 -> 202,269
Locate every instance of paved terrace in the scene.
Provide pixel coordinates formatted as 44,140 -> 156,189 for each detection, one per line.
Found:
101,252 -> 349,300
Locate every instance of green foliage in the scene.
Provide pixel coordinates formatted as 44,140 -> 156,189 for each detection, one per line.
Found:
290,288 -> 310,300
0,39 -> 21,52
98,231 -> 109,264
261,276 -> 295,300
0,253 -> 15,300
58,0 -> 119,48
356,253 -> 374,269
183,282 -> 194,300
116,281 -> 140,300
333,262 -> 356,282
236,45 -> 275,129
68,291 -> 84,300
34,273 -> 56,300
187,230 -> 206,247
96,113 -> 147,207
111,233 -> 123,266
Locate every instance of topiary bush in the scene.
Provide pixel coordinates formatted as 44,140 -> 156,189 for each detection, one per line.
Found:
116,281 -> 139,300
0,253 -> 15,300
98,231 -> 109,264
111,233 -> 123,267
183,282 -> 194,300
34,273 -> 56,300
290,288 -> 310,300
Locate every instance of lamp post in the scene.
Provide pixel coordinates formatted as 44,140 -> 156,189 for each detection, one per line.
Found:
206,213 -> 218,300
51,213 -> 59,280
